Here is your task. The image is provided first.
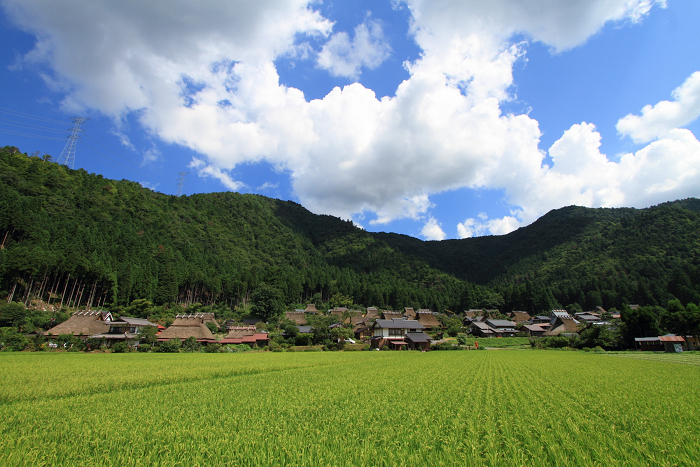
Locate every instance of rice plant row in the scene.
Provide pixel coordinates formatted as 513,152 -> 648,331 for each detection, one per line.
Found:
0,351 -> 697,466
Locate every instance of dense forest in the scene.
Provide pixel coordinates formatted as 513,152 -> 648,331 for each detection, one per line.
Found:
373,201 -> 700,313
2,145 -> 700,321
0,146 -> 482,316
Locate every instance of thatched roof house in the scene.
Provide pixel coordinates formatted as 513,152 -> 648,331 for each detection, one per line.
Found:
416,311 -> 442,330
382,311 -> 403,320
544,317 -> 580,336
364,307 -> 379,319
158,315 -> 216,343
45,311 -> 112,337
508,311 -> 531,323
403,307 -> 416,319
304,304 -> 319,314
285,311 -> 307,325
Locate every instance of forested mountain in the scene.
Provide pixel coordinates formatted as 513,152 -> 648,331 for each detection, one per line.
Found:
0,146 -> 480,313
372,200 -> 700,312
2,145 -> 699,317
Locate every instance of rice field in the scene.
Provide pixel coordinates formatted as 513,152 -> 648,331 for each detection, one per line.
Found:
1,350 -> 698,466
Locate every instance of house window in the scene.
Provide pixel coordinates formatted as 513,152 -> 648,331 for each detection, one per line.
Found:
374,328 -> 383,337
389,328 -> 404,337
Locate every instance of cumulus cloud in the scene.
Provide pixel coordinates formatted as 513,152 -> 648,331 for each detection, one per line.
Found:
616,71 -> 700,144
421,217 -> 446,240
5,0 -> 693,239
317,16 -> 392,79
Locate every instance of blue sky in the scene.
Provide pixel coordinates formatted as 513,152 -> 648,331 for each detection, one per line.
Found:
1,0 -> 699,240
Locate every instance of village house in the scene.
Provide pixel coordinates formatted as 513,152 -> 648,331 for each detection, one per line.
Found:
382,310 -> 404,320
469,319 -> 518,337
364,307 -> 379,320
370,318 -> 426,349
508,311 -> 531,323
284,311 -> 307,325
484,319 -> 518,337
404,331 -> 432,350
416,310 -> 442,330
89,316 -> 157,346
220,325 -> 269,347
403,307 -> 416,319
157,313 -> 216,344
543,315 -> 580,336
634,335 -> 686,352
521,324 -> 547,337
45,310 -> 112,338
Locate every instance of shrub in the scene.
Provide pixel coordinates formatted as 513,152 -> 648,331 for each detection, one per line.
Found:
155,338 -> 181,353
111,342 -> 129,353
381,345 -> 389,351
204,343 -> 221,353
138,344 -> 151,352
361,345 -> 371,351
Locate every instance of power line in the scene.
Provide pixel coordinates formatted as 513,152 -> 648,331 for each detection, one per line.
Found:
0,106 -> 66,125
57,117 -> 89,169
0,128 -> 66,140
0,117 -> 67,133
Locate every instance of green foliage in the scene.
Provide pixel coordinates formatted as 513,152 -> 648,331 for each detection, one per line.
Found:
250,284 -> 285,323
111,342 -> 129,353
182,336 -> 201,352
155,338 -> 181,353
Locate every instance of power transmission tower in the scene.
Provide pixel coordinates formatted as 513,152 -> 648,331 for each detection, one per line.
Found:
176,172 -> 189,196
57,117 -> 89,168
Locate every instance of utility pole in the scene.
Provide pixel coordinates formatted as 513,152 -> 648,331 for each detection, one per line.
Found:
57,117 -> 89,168
176,172 -> 189,196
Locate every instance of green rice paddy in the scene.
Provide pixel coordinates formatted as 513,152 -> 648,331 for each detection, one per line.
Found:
1,350 -> 698,466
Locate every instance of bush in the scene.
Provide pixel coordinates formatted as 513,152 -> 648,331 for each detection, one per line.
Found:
138,344 -> 151,352
361,344 -> 371,351
182,336 -> 201,352
381,345 -> 389,351
272,347 -> 283,352
111,342 -> 129,353
431,342 -> 463,351
155,338 -> 181,353
457,333 -> 468,346
204,343 -> 221,353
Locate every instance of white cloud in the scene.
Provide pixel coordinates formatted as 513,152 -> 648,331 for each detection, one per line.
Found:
421,217 -> 446,240
6,0 -> 694,239
616,71 -> 700,144
256,181 -> 279,191
317,16 -> 392,79
457,214 -> 521,237
141,147 -> 162,165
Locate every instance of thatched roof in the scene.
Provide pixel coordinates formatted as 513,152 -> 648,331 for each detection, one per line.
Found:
285,311 -> 307,325
364,307 -> 379,319
176,313 -> 217,325
45,311 -> 111,336
417,312 -> 442,329
509,311 -> 531,323
544,317 -> 581,336
159,317 -> 215,342
382,311 -> 403,320
403,307 -> 416,319
225,326 -> 257,339
304,304 -> 319,313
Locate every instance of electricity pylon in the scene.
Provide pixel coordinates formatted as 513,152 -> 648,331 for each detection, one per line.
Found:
57,117 -> 89,168
176,172 -> 189,196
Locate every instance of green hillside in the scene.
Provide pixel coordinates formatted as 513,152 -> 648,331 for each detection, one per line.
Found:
372,201 -> 700,312
0,146 -> 480,314
2,145 -> 699,318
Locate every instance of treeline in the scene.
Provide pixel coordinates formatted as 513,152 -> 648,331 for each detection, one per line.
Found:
0,146 -> 487,314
